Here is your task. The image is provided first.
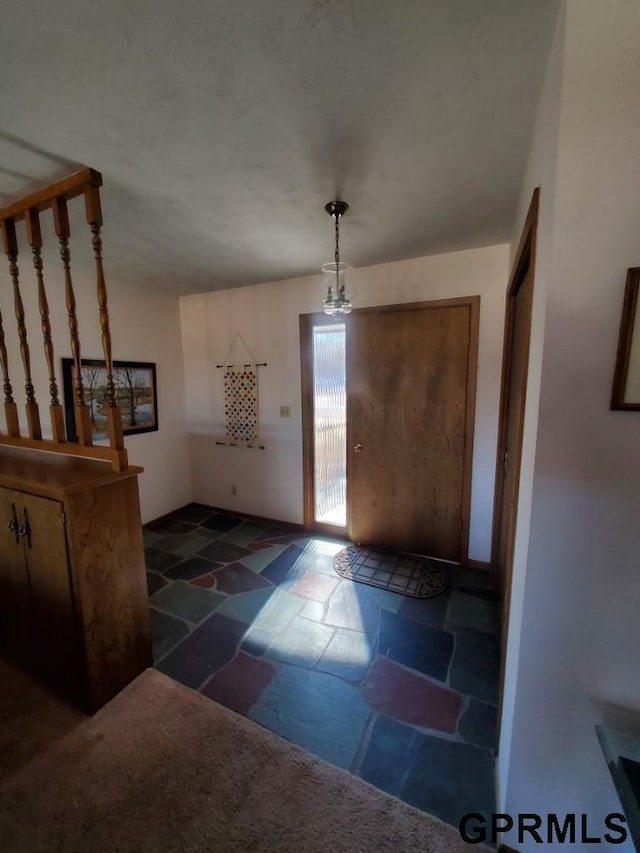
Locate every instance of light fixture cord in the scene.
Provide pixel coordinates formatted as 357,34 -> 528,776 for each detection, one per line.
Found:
334,212 -> 340,299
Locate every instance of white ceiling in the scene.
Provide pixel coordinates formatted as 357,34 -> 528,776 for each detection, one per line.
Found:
0,0 -> 559,294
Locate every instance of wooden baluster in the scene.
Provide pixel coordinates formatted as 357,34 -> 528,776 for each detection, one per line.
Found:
84,185 -> 124,451
24,208 -> 66,443
1,219 -> 41,439
0,301 -> 20,436
52,197 -> 92,446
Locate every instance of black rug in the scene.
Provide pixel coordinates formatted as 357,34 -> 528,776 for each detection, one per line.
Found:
333,545 -> 449,599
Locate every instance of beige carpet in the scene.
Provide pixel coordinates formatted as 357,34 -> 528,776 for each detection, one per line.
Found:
0,668 -> 488,852
0,656 -> 84,783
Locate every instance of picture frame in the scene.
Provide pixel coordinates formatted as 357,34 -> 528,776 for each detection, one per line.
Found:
611,268 -> 640,411
62,358 -> 159,441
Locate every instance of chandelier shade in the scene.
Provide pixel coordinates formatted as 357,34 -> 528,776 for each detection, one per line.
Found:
322,201 -> 352,316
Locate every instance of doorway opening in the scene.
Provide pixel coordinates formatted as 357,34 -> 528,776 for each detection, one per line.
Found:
312,322 -> 347,527
492,187 -> 539,737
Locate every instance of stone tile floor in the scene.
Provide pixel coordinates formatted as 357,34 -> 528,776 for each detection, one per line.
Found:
145,503 -> 500,829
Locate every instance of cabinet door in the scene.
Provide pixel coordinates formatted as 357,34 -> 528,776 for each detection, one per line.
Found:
20,492 -> 81,695
0,487 -> 31,659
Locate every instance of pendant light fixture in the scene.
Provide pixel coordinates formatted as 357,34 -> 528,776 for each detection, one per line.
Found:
322,200 -> 352,316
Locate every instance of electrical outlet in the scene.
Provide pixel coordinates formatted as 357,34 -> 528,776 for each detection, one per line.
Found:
280,405 -> 291,418
231,485 -> 237,496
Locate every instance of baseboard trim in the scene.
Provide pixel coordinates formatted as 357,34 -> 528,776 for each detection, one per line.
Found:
148,502 -> 304,533
178,503 -> 305,533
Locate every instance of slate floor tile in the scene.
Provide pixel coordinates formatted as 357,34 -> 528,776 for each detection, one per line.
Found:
401,732 -> 495,827
239,545 -> 287,573
358,585 -> 405,613
156,613 -> 247,688
222,522 -> 268,546
175,535 -> 218,556
249,664 -> 371,770
301,599 -> 325,622
362,656 -> 462,732
252,534 -> 302,547
252,589 -> 305,634
154,532 -> 213,556
266,615 -> 334,668
449,566 -> 493,589
241,626 -> 275,657
191,574 -> 217,589
200,514 -> 244,533
145,517 -> 196,536
199,539 -> 252,565
168,503 -> 215,524
316,627 -> 375,681
213,561 -> 272,595
201,652 -> 276,716
399,590 -> 451,629
379,610 -> 453,682
150,581 -> 226,624
194,527 -> 225,541
359,714 -> 421,797
457,585 -> 498,602
255,524 -> 298,541
260,544 -> 304,586
458,699 -> 497,749
449,631 -> 500,704
143,530 -> 164,548
217,587 -> 274,624
325,581 -> 380,635
247,541 -> 281,552
291,571 -> 338,602
146,571 -> 167,596
288,542 -> 343,576
152,532 -> 200,553
149,607 -> 190,662
447,590 -> 499,635
300,538 -> 348,556
144,547 -> 181,575
164,556 -> 222,581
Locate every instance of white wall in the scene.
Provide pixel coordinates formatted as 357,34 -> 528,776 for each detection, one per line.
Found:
500,2 -> 640,850
497,2 -> 565,810
0,207 -> 192,523
180,243 -> 509,563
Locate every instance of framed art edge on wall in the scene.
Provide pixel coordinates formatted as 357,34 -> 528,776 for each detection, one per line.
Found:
611,268 -> 640,411
62,358 -> 158,442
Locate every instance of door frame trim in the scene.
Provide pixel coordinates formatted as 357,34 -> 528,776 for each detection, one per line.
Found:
492,187 -> 539,735
300,296 -> 480,561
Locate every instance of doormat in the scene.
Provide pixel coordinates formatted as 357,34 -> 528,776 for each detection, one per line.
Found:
332,546 -> 449,599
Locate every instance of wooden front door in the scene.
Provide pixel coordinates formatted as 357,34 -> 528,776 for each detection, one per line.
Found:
346,298 -> 479,561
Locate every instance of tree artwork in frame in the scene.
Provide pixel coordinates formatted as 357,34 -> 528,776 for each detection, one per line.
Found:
62,358 -> 158,441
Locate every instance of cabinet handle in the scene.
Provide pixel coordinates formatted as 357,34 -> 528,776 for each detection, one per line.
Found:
18,508 -> 31,548
7,503 -> 19,544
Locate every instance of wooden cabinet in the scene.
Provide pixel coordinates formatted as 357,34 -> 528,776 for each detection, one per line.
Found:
0,447 -> 152,712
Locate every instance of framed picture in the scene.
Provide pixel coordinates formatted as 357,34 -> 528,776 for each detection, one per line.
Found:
62,358 -> 158,441
611,268 -> 640,410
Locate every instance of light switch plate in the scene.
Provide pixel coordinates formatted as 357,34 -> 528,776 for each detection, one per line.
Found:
280,405 -> 291,418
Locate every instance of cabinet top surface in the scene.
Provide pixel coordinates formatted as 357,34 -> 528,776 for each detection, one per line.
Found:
0,446 -> 142,498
